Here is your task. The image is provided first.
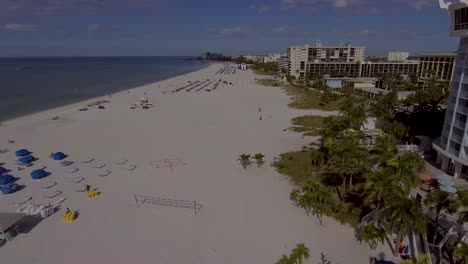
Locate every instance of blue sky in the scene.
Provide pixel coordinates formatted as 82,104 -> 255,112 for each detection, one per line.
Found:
0,0 -> 459,57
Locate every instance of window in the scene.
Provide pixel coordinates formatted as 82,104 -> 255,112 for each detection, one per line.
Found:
455,8 -> 468,31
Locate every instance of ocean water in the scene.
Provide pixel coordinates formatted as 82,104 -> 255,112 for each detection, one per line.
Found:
0,57 -> 207,121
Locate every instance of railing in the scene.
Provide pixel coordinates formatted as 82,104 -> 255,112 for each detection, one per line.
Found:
451,133 -> 463,143
453,120 -> 467,129
457,105 -> 468,114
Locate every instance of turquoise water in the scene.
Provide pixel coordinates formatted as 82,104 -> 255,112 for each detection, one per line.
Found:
0,57 -> 207,121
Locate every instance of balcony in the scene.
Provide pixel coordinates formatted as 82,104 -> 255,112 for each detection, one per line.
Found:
451,133 -> 463,143
457,105 -> 468,114
453,120 -> 467,129
448,147 -> 460,156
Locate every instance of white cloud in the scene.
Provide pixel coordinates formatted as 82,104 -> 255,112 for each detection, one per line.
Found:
88,24 -> 99,32
4,23 -> 37,32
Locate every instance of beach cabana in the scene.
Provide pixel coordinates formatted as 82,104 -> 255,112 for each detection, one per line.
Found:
31,169 -> 48,180
0,175 -> 14,185
139,97 -> 149,105
15,149 -> 30,157
0,213 -> 25,242
52,152 -> 66,161
18,155 -> 34,164
1,183 -> 19,194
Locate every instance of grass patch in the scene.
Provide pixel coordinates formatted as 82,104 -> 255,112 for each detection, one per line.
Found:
281,85 -> 340,111
256,78 -> 280,87
290,115 -> 324,136
273,149 -> 362,227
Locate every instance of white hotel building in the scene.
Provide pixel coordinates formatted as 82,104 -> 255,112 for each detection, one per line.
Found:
434,0 -> 468,180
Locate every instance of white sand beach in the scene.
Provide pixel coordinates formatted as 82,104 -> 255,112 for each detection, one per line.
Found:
0,64 -> 394,263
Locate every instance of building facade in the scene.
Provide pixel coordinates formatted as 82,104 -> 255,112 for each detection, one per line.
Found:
388,51 -> 410,62
434,0 -> 468,180
419,53 -> 456,81
287,41 -> 365,77
360,61 -> 419,77
278,55 -> 288,74
263,54 -> 283,63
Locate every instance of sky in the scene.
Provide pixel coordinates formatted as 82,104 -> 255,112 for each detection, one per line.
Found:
0,0 -> 460,57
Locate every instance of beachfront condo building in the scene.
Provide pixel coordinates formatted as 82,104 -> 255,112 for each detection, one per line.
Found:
419,53 -> 456,84
287,41 -> 365,77
434,0 -> 468,180
359,61 -> 419,77
388,51 -> 410,62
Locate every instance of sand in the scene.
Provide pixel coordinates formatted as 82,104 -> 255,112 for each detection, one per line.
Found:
0,63 -> 395,263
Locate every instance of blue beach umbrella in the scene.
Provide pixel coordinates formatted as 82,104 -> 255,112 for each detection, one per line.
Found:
31,169 -> 48,180
0,167 -> 6,174
52,152 -> 66,161
19,155 -> 34,164
0,174 -> 14,185
1,183 -> 19,194
15,149 -> 30,157
436,174 -> 452,181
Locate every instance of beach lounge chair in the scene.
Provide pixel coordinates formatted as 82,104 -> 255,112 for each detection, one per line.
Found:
60,161 -> 74,166
115,159 -> 128,165
16,196 -> 32,205
66,176 -> 84,183
64,167 -> 79,173
53,197 -> 66,207
93,163 -> 105,169
98,170 -> 111,177
43,190 -> 62,199
41,181 -> 57,189
125,165 -> 136,171
0,149 -> 8,154
76,186 -> 87,192
82,158 -> 94,163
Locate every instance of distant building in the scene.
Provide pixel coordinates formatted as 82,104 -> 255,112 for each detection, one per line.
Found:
278,55 -> 288,74
287,41 -> 365,78
388,51 -> 410,62
419,53 -> 456,82
243,55 -> 263,62
263,54 -> 283,63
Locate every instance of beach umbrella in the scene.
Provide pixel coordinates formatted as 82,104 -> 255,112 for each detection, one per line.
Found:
0,167 -> 6,174
437,178 -> 455,186
19,155 -> 34,164
52,152 -> 66,161
15,149 -> 30,157
0,174 -> 14,185
31,169 -> 48,180
0,183 -> 19,194
418,173 -> 432,182
440,185 -> 457,194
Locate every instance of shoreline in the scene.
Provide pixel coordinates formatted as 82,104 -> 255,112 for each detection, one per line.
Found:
0,62 -> 211,125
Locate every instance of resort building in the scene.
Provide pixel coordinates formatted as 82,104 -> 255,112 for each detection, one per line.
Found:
305,62 -> 361,77
359,61 -> 420,77
388,51 -> 410,62
287,41 -> 365,77
419,53 -> 456,87
434,0 -> 468,180
278,55 -> 288,74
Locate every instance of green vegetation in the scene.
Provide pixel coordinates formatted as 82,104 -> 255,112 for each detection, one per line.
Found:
290,115 -> 324,136
256,78 -> 279,87
251,62 -> 278,75
275,243 -> 310,264
282,84 -> 340,111
238,154 -> 251,169
253,153 -> 265,167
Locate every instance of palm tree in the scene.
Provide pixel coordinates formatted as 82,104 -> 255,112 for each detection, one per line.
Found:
363,170 -> 403,209
424,190 -> 453,244
253,153 -> 265,167
302,179 -> 333,225
238,154 -> 251,169
379,195 -> 427,257
290,243 -> 310,264
276,254 -> 293,264
383,152 -> 423,195
370,135 -> 397,165
360,224 -> 386,250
